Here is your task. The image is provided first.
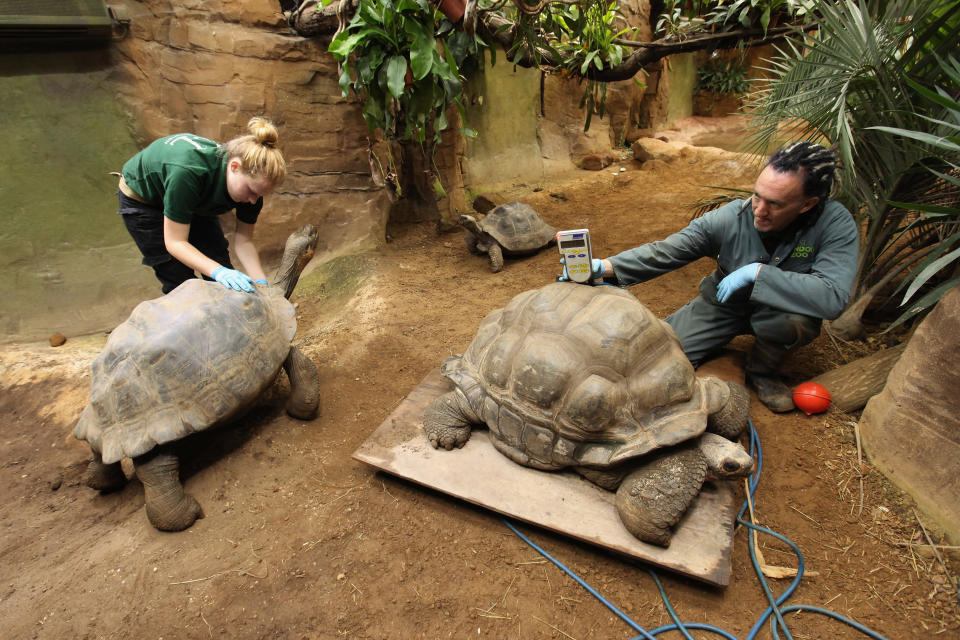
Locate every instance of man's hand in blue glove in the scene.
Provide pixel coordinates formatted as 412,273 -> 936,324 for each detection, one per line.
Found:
558,258 -> 605,283
716,263 -> 761,303
211,266 -> 255,293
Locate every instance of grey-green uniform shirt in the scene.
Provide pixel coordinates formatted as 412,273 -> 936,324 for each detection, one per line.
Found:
608,198 -> 859,320
121,133 -> 262,224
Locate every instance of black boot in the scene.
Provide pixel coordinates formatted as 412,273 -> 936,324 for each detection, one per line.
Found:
746,372 -> 795,412
746,340 -> 795,413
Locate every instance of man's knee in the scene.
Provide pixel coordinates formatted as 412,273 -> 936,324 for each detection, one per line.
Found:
666,296 -> 745,368
752,312 -> 821,349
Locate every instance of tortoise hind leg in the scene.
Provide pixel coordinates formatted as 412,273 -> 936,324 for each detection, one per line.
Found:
423,389 -> 478,450
134,448 -> 203,531
615,444 -> 707,547
283,346 -> 320,420
83,451 -> 127,491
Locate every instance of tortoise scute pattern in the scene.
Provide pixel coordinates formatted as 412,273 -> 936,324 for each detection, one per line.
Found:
457,284 -> 704,469
482,203 -> 556,252
427,282 -> 752,546
74,281 -> 295,464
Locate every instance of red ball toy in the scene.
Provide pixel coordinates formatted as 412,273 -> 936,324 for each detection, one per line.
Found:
793,382 -> 831,415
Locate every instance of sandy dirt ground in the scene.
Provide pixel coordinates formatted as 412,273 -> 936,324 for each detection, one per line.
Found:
1,143 -> 958,639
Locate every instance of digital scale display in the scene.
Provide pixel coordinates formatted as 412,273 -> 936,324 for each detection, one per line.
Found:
556,228 -> 593,283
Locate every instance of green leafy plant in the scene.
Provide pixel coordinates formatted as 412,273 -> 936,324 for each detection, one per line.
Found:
704,0 -> 812,34
747,0 -> 960,336
328,0 -> 484,144
696,56 -> 751,94
656,1 -> 710,40
656,0 -> 810,39
869,54 -> 960,330
545,0 -> 633,130
496,0 -> 637,131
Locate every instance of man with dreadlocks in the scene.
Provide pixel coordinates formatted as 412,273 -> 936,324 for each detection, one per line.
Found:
577,142 -> 859,413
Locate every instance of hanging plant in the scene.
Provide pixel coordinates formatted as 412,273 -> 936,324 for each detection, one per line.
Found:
327,0 -> 484,145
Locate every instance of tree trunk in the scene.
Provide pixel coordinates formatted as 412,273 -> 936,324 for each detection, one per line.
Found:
286,1 -> 811,81
812,343 -> 905,412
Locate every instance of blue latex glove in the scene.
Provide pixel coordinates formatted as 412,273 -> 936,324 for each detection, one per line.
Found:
211,266 -> 254,293
558,258 -> 604,283
716,263 -> 761,303
253,278 -> 268,286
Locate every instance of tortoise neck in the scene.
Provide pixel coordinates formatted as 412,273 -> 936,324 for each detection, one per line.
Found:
274,243 -> 310,299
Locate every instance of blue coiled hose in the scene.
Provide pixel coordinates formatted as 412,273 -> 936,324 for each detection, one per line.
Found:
504,418 -> 890,640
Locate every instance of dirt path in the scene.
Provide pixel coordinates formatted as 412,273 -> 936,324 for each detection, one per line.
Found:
1,146 -> 957,639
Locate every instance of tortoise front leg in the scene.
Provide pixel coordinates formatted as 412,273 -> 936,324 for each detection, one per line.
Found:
706,379 -> 750,440
283,346 -> 320,420
464,231 -> 483,255
83,450 -> 127,491
423,389 -> 478,450
614,444 -> 707,547
134,448 -> 203,532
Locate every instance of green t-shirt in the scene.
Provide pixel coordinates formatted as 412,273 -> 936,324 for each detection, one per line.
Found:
121,133 -> 262,224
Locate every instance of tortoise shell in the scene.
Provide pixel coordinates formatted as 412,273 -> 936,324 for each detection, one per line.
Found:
441,282 -> 728,470
73,280 -> 295,464
478,202 -> 556,252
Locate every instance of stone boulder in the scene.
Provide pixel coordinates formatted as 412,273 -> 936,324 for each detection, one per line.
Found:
859,283 -> 960,543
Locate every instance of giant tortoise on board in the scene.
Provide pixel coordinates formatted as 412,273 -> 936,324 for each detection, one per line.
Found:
74,225 -> 320,532
460,202 -> 556,273
423,282 -> 754,546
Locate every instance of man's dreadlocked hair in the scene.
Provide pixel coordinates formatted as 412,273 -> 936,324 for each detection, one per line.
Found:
766,142 -> 838,203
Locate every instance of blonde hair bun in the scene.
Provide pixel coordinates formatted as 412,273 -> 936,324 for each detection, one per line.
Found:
224,116 -> 286,185
247,116 -> 278,148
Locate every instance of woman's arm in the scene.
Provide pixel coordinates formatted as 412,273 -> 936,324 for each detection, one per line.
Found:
233,220 -> 268,282
162,217 -> 223,277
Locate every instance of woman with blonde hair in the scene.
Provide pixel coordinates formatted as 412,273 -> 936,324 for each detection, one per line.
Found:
117,116 -> 286,294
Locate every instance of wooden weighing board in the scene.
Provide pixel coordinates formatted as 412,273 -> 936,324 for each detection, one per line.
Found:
353,360 -> 745,587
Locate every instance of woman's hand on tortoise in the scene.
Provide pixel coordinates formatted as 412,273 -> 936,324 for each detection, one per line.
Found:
211,266 -> 255,293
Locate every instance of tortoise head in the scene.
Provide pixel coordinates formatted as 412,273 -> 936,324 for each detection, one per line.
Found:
699,432 -> 755,479
273,225 -> 319,299
458,214 -> 485,237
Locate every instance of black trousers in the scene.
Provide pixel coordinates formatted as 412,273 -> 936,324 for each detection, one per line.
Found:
118,192 -> 233,294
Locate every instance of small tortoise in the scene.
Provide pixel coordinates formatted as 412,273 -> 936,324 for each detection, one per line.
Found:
74,225 -> 320,532
423,282 -> 754,546
461,202 -> 556,273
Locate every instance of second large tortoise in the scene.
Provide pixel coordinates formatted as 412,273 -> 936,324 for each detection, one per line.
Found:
461,202 -> 556,273
423,282 -> 754,546
74,226 -> 320,532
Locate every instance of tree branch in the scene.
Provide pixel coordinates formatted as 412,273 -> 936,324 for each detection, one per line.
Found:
287,0 -> 816,82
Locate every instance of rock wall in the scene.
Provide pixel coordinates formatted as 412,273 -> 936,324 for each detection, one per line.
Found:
110,0 -> 391,265
112,0 -> 674,230
3,0 -> 677,342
